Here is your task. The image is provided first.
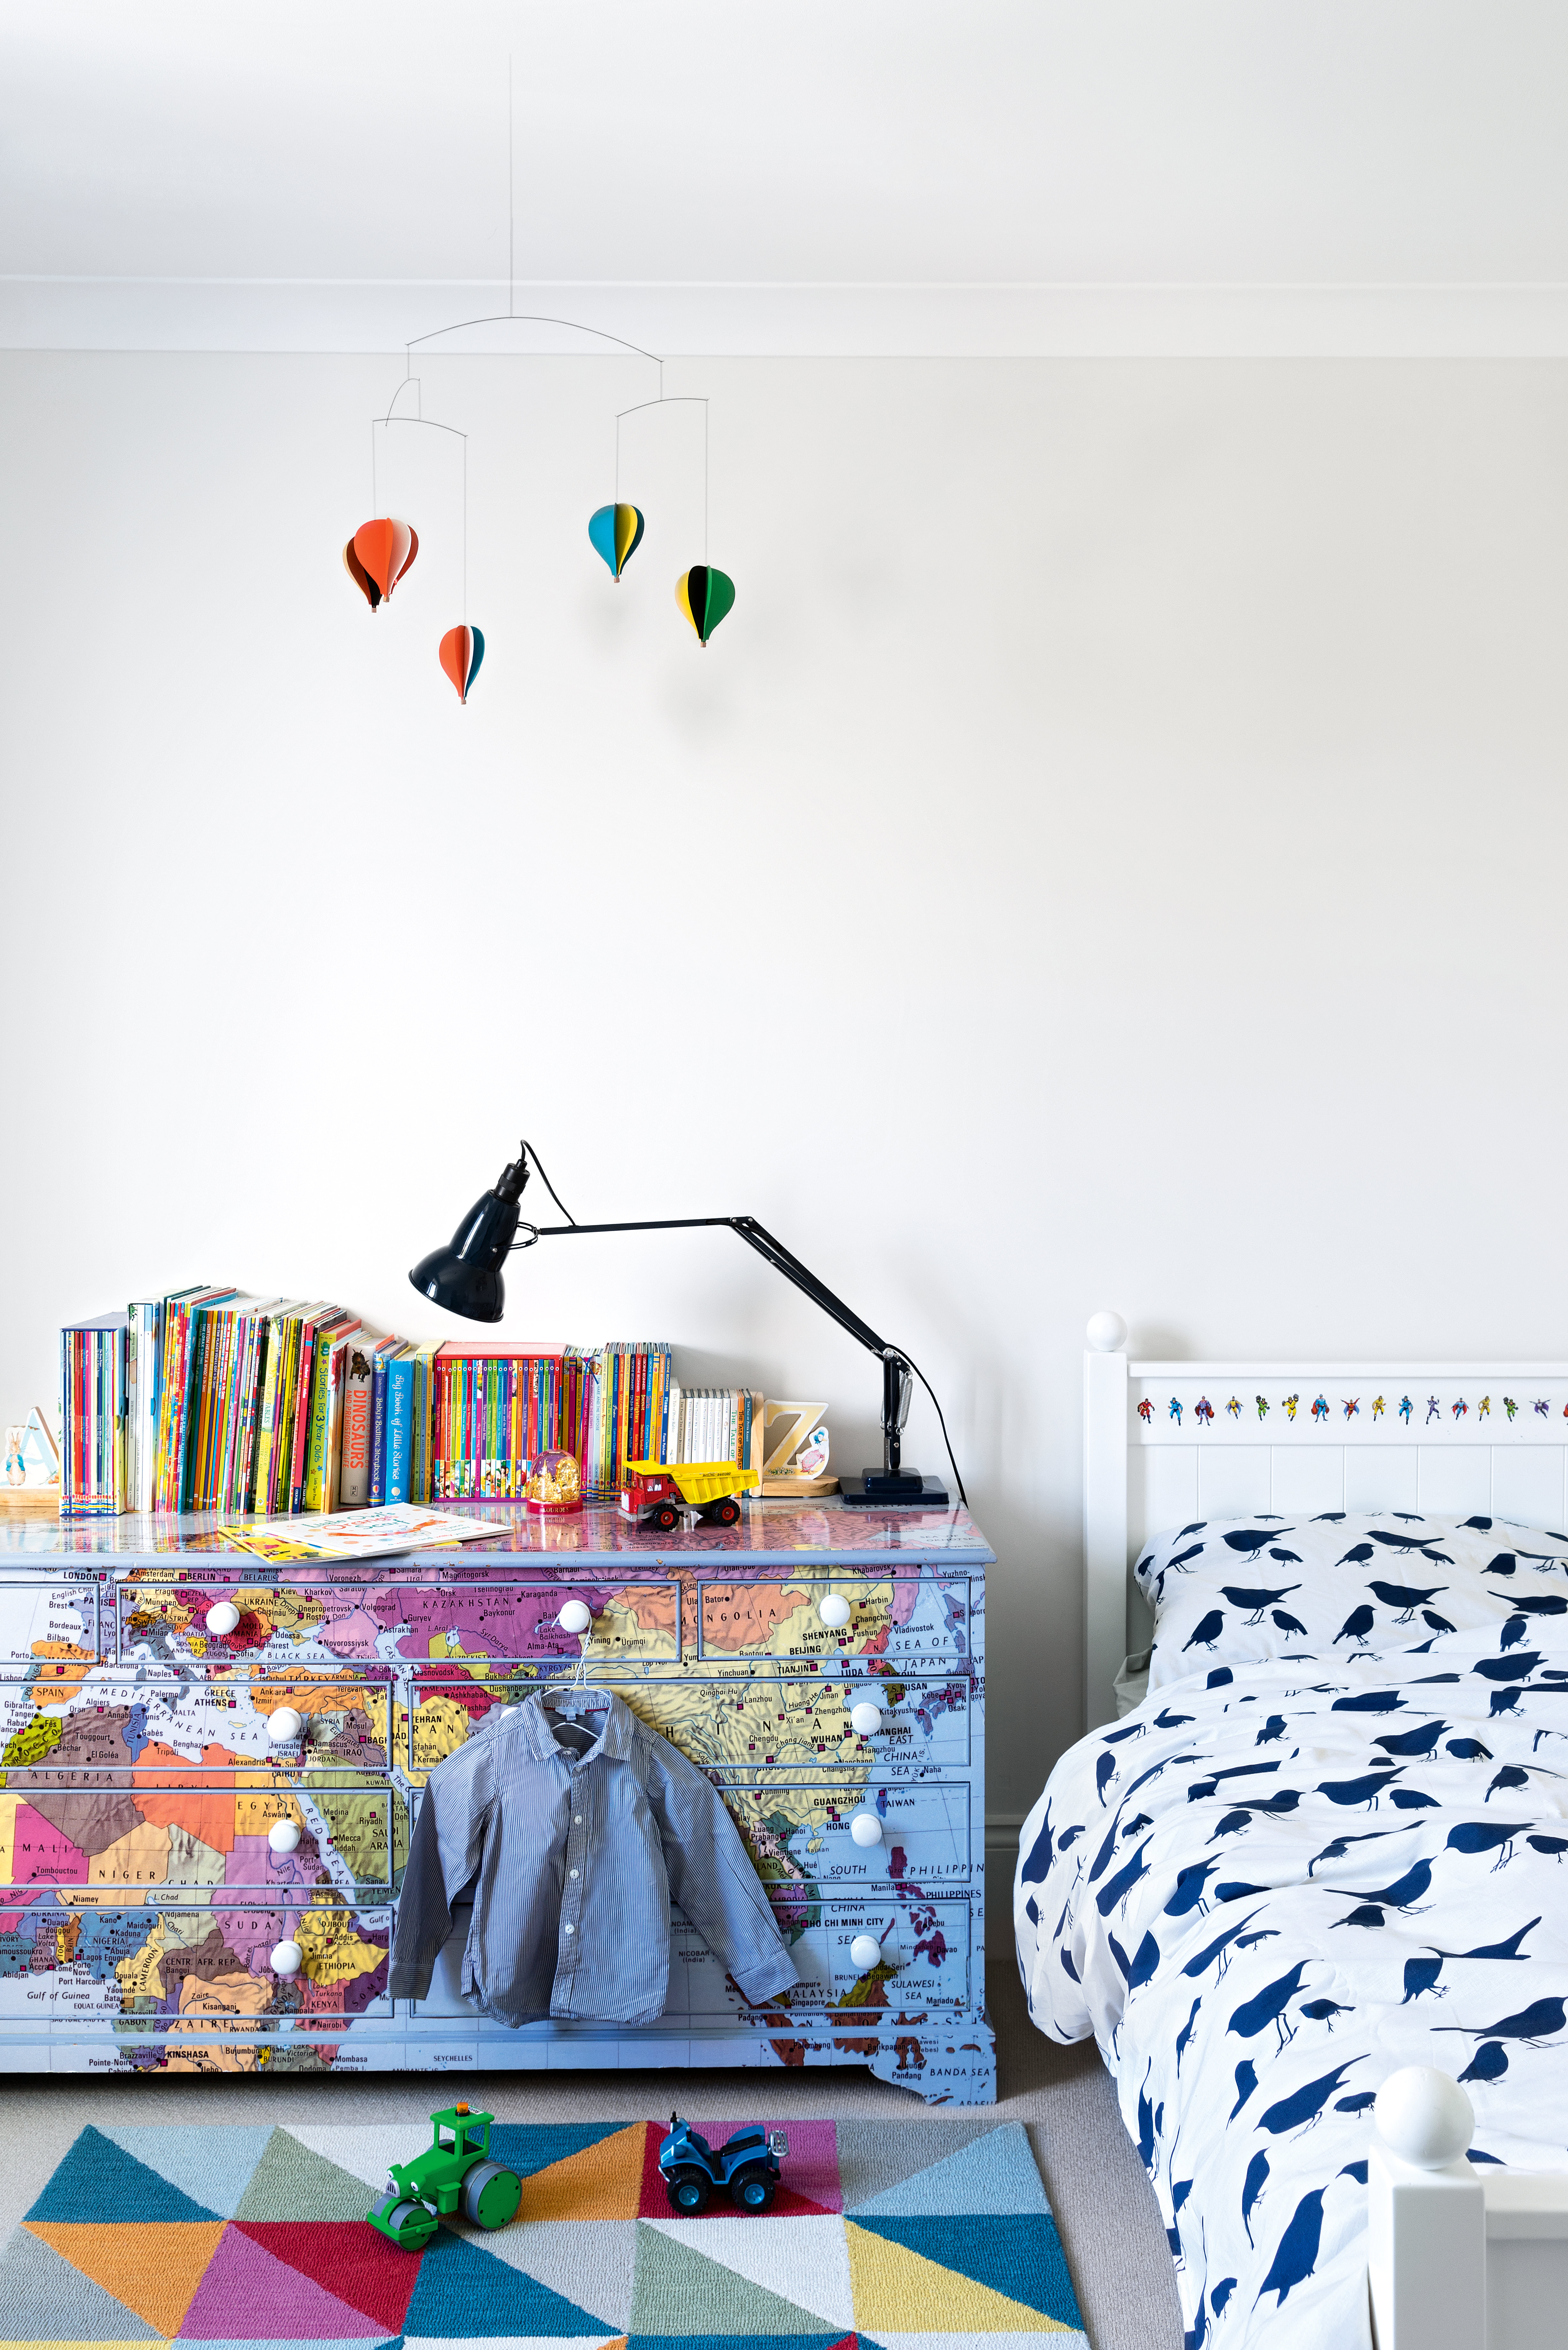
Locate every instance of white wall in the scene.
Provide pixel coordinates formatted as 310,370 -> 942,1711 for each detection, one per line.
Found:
4,352 -> 1568,1868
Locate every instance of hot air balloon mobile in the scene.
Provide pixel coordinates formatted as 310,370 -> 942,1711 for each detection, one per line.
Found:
439,624 -> 485,704
589,503 -> 645,581
676,565 -> 735,647
343,517 -> 418,610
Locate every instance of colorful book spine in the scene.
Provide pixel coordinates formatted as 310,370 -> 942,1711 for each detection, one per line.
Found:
340,1339 -> 374,1507
384,1350 -> 416,1504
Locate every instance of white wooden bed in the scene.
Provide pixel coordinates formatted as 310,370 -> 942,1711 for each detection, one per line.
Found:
1080,1312 -> 1568,2350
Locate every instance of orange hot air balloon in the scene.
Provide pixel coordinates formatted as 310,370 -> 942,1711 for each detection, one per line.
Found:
350,517 -> 418,607
343,537 -> 381,610
439,624 -> 485,703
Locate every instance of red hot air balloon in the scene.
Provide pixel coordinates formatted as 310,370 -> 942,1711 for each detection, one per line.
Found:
348,518 -> 418,608
439,624 -> 485,703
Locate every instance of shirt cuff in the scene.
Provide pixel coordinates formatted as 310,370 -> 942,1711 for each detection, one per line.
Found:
731,1948 -> 802,2003
386,1960 -> 433,2000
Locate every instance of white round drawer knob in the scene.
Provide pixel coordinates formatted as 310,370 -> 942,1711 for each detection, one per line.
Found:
205,1601 -> 240,1635
850,1811 -> 883,1848
267,1707 -> 304,1744
849,1933 -> 884,1971
818,1594 -> 851,1629
850,1701 -> 882,1738
1374,2066 -> 1475,2169
270,1940 -> 303,1976
556,1599 -> 593,1635
268,1820 -> 301,1854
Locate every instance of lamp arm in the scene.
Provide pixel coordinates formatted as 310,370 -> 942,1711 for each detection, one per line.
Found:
513,1215 -> 891,1362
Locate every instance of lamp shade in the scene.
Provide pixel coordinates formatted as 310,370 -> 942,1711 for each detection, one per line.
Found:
409,1166 -> 525,1321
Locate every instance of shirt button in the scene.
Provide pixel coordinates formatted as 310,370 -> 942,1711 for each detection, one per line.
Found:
573,1814 -> 583,1823
564,1922 -> 576,1934
569,1867 -> 579,1879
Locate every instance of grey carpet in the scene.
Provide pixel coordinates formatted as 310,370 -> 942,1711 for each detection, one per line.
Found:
0,1962 -> 1180,2350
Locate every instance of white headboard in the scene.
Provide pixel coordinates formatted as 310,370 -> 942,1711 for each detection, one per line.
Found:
1082,1310 -> 1568,1731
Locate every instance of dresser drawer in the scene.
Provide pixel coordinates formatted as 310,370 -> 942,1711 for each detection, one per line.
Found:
0,1897 -> 393,2031
758,1896 -> 975,2010
696,1576 -> 969,1672
726,1778 -> 973,1887
0,1576 -> 101,1668
0,1669 -> 392,1779
0,1774 -> 397,1897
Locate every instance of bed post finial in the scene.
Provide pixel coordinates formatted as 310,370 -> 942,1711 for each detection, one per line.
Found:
1374,2067 -> 1475,2169
1085,1311 -> 1127,1354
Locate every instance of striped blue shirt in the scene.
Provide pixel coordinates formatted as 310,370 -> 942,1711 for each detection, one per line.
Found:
387,1690 -> 801,2026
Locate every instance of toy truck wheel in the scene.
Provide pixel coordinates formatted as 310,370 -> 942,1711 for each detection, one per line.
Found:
652,1503 -> 680,1532
728,2164 -> 775,2212
370,2191 -> 437,2250
665,2166 -> 712,2214
460,2160 -> 522,2229
709,1497 -> 741,1526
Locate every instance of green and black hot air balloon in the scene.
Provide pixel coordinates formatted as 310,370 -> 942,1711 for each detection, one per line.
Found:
676,565 -> 735,647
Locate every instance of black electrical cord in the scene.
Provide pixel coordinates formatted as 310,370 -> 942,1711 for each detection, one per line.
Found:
893,1347 -> 968,1512
520,1141 -> 577,1227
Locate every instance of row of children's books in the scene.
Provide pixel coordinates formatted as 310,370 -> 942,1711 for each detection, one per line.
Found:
60,1294 -> 763,1517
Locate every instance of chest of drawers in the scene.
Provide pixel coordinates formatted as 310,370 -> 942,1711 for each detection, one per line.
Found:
0,1500 -> 994,2102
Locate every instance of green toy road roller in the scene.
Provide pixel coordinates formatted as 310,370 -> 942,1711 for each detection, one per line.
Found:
367,2104 -> 522,2250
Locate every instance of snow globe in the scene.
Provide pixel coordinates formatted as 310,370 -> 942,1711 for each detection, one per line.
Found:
525,1450 -> 584,1514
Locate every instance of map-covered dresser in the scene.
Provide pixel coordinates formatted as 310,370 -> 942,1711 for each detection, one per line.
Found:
0,1499 -> 993,2100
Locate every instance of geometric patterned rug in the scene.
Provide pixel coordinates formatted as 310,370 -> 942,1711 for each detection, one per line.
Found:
0,2119 -> 1087,2348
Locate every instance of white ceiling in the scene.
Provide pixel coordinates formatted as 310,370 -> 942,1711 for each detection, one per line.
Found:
4,1 -> 1568,355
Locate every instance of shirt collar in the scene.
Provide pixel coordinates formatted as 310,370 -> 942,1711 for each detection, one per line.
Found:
519,1690 -> 637,1762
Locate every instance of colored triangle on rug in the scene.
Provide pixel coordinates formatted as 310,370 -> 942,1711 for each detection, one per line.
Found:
467,2217 -> 637,2330
833,2122 -> 999,2215
26,2128 -> 223,2224
629,2222 -> 834,2337
26,2219 -> 226,2336
634,2124 -> 835,2220
847,2128 -> 1048,2220
97,2127 -> 276,2222
400,2229 -> 614,2339
641,2216 -> 852,2332
511,2123 -> 648,2221
850,2217 -> 1080,2328
181,2222 -> 395,2341
236,2134 -> 388,2224
487,2124 -> 637,2184
231,2225 -> 422,2336
0,2221 -> 163,2342
845,2221 -> 1076,2335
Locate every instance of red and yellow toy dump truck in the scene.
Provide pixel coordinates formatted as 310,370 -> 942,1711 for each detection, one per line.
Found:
619,1460 -> 760,1532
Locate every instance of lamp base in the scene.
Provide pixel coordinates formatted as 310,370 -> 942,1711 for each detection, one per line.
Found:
839,1471 -> 950,1509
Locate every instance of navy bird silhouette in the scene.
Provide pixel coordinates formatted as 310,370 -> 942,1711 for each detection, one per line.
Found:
1095,1839 -> 1152,1918
1268,1546 -> 1303,1565
1223,1527 -> 1296,1558
1229,2059 -> 1258,2119
1187,1761 -> 1281,1802
1215,1881 -> 1268,1902
1367,1580 -> 1447,1621
1313,1512 -> 1347,1521
1332,1904 -> 1389,1930
1422,1610 -> 1458,1634
1154,1707 -> 1195,1728
1487,1765 -> 1530,1800
1438,1917 -> 1539,1963
1461,1516 -> 1493,1530
1135,2062 -> 1157,2167
1182,1909 -> 1267,1981
1447,1737 -> 1492,1760
1121,1812 -> 1153,1840
1221,1584 -> 1302,1624
1255,1714 -> 1289,1745
1368,1528 -> 1435,1553
1509,1592 -> 1568,1615
1482,1554 -> 1518,1578
1255,2185 -> 1328,2309
1317,1765 -> 1401,1808
1374,1718 -> 1446,1757
1258,2058 -> 1362,2135
1175,1994 -> 1201,2074
1241,2148 -> 1269,2245
1095,1751 -> 1117,1805
1457,2041 -> 1509,2086
1272,1609 -> 1308,1638
1329,1858 -> 1432,1915
1437,1995 -> 1567,2046
1335,2091 -> 1378,2116
1490,1687 -> 1525,1717
1447,1819 -> 1527,1868
1123,1929 -> 1161,1991
1334,1543 -> 1376,1569
1211,2278 -> 1237,2317
1227,1960 -> 1311,2051
1173,1521 -> 1206,1541
1299,1997 -> 1352,2029
1528,1834 -> 1568,1861
1334,1607 -> 1376,1646
1307,1828 -> 1401,1876
1474,1650 -> 1542,1681
1165,1860 -> 1220,1917
1333,1690 -> 1405,1712
1389,1787 -> 1441,1809
1164,1542 -> 1206,1577
1402,1954 -> 1446,2004
1208,1808 -> 1255,1843
1183,1611 -> 1226,1653
1500,1616 -> 1529,1651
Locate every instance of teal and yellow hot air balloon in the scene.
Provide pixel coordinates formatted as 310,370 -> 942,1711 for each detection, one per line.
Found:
589,503 -> 644,580
676,565 -> 735,647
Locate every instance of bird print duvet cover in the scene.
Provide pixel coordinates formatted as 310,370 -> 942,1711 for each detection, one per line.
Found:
1015,1512 -> 1568,2348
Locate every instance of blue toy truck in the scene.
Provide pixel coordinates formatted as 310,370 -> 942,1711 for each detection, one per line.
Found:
658,2114 -> 789,2213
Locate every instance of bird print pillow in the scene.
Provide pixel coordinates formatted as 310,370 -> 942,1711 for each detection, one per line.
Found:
1136,1512 -> 1568,1692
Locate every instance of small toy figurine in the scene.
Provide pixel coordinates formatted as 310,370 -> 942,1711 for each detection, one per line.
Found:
367,2104 -> 521,2249
619,1460 -> 760,1532
658,2114 -> 789,2213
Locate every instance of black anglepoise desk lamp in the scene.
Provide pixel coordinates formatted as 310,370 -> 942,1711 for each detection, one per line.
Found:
408,1141 -> 965,1509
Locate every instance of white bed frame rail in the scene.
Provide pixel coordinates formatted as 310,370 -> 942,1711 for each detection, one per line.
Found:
1081,1318 -> 1568,2350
